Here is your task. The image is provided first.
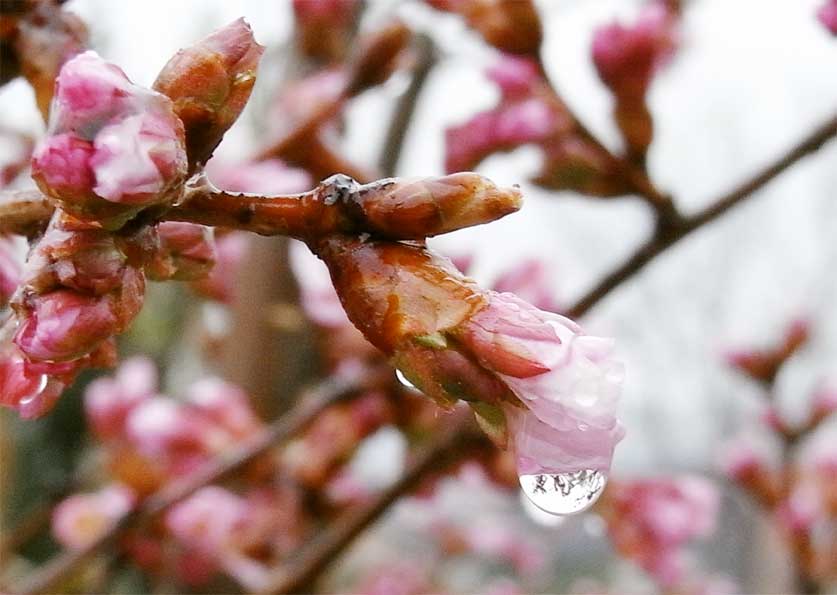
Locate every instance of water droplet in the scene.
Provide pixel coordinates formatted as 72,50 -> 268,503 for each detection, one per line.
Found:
395,369 -> 417,390
519,489 -> 565,527
18,375 -> 48,406
519,469 -> 608,516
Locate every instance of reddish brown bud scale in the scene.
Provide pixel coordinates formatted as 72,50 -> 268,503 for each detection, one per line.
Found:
154,18 -> 264,173
310,235 -> 486,354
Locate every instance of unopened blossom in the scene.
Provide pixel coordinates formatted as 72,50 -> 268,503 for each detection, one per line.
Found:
819,0 -> 837,35
0,341 -> 66,418
292,0 -> 358,63
145,222 -> 216,281
311,237 -> 624,476
487,54 -> 541,99
31,51 -> 187,226
591,1 -> 678,157
808,382 -> 837,423
724,319 -> 809,384
428,0 -> 542,56
52,484 -> 134,550
776,484 -> 823,535
84,356 -> 157,439
12,211 -> 145,362
603,476 -> 719,587
153,19 -> 264,172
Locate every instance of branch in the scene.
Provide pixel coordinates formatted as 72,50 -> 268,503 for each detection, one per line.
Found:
8,373 -> 376,595
0,190 -> 52,236
567,111 -> 837,318
255,411 -> 486,595
378,34 -> 436,177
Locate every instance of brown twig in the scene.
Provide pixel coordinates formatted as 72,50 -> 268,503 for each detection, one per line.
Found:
255,411 -> 484,595
378,33 -> 436,177
8,373 -> 373,595
567,111 -> 837,318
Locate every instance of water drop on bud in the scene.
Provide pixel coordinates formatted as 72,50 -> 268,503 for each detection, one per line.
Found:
519,469 -> 608,516
395,368 -> 418,390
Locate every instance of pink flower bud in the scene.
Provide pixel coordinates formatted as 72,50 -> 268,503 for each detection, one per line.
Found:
84,356 -> 157,439
591,2 -> 677,101
487,54 -> 541,99
32,51 -> 187,226
445,97 -> 564,173
153,19 -> 264,171
13,267 -> 144,362
455,292 -> 624,475
125,397 -> 206,459
819,0 -> 837,35
809,382 -> 837,421
146,222 -> 216,281
52,484 -> 134,550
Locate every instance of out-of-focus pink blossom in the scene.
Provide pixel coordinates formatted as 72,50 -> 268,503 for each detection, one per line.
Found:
52,484 -> 134,550
591,1 -> 678,100
605,476 -> 719,588
270,68 -> 347,133
353,561 -> 433,595
818,0 -> 837,35
165,486 -> 246,554
31,51 -> 187,224
454,291 -> 624,475
289,240 -> 351,328
799,424 -> 837,479
85,356 -> 157,439
460,523 -> 544,575
190,231 -> 248,304
186,377 -> 262,436
125,397 -> 209,469
445,97 -> 564,173
207,158 -> 312,195
776,484 -> 823,535
809,382 -> 837,422
292,0 -> 356,24
487,54 -> 541,99
493,259 -> 561,312
724,318 -> 809,385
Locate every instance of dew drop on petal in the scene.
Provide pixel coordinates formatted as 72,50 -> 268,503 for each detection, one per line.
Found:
519,469 -> 608,516
18,374 -> 49,406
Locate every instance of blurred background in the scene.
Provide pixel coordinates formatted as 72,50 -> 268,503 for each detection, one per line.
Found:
1,0 -> 836,593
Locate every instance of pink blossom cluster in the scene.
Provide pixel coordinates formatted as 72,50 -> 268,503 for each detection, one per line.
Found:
602,476 -> 720,588
52,358 -> 308,587
819,0 -> 837,35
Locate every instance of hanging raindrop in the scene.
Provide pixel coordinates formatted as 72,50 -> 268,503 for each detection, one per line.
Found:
519,469 -> 608,516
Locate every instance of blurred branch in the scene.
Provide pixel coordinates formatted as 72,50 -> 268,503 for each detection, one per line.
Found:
8,373 -> 375,595
378,34 -> 436,177
567,111 -> 837,318
255,411 -> 485,595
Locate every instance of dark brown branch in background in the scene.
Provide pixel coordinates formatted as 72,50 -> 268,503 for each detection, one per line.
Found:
255,412 -> 485,595
378,34 -> 436,177
8,373 -> 377,595
567,111 -> 837,319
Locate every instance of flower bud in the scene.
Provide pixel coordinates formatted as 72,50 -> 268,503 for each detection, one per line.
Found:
165,486 -> 246,554
724,319 -> 809,384
311,237 -> 624,475
145,222 -> 216,281
31,51 -> 187,227
185,377 -> 261,437
153,19 -> 264,172
819,0 -> 837,35
430,0 -> 542,56
292,0 -> 359,63
190,231 -> 248,303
